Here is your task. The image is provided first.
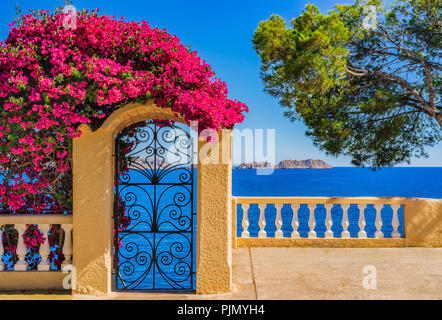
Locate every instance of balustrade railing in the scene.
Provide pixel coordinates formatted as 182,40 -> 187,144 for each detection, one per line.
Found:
234,197 -> 404,239
0,215 -> 73,272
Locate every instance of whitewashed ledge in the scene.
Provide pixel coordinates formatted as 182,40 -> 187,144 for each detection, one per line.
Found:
231,196 -> 442,248
0,214 -> 72,225
0,214 -> 73,290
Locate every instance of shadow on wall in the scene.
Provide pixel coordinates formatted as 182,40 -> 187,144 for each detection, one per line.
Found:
405,198 -> 442,246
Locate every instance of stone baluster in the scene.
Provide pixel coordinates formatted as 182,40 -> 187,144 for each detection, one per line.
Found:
61,224 -> 73,267
241,204 -> 250,238
291,204 -> 300,238
357,204 -> 367,238
307,204 -> 317,238
258,204 -> 267,238
391,205 -> 401,238
14,224 -> 28,271
374,204 -> 384,238
274,204 -> 284,238
37,224 -> 51,271
0,228 -> 4,271
324,204 -> 334,238
341,204 -> 351,238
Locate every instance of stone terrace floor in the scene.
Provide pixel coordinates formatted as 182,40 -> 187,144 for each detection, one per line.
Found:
2,247 -> 442,300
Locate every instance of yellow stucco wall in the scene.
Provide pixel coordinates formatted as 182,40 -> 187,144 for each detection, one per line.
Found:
72,101 -> 232,296
0,272 -> 69,290
237,238 -> 406,247
403,198 -> 442,247
196,131 -> 232,293
72,125 -> 113,296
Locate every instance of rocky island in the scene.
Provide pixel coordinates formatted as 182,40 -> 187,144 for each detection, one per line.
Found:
237,159 -> 333,169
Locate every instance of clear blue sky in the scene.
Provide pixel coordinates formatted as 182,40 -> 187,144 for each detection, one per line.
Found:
1,0 -> 440,166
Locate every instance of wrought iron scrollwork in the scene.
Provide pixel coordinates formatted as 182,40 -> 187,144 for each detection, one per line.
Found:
113,121 -> 195,291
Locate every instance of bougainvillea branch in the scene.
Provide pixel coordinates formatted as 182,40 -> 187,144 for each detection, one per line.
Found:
0,8 -> 248,212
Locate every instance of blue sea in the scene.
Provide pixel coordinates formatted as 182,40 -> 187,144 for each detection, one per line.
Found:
233,167 -> 442,198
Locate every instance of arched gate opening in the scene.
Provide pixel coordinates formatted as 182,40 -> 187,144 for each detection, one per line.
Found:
113,121 -> 196,291
73,102 -> 232,297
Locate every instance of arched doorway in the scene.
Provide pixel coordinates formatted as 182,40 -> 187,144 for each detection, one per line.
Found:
72,102 -> 233,297
113,121 -> 196,291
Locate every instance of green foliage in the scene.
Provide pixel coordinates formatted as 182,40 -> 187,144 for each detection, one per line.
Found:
253,0 -> 441,167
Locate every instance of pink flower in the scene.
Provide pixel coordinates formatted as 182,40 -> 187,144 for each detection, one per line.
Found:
29,89 -> 41,102
11,146 -> 26,155
56,150 -> 68,159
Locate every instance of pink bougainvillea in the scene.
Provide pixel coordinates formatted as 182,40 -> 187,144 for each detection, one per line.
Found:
0,8 -> 248,213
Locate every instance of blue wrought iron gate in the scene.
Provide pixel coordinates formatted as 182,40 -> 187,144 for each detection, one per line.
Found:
113,121 -> 196,291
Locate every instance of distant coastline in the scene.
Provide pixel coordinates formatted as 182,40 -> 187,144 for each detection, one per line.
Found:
236,159 -> 333,169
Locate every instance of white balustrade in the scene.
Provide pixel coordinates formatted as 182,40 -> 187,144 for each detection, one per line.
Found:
258,204 -> 267,238
235,198 -> 404,240
291,204 -> 300,238
0,215 -> 73,272
38,224 -> 51,271
15,224 -> 28,271
374,204 -> 384,238
61,224 -> 73,267
341,204 -> 351,238
357,204 -> 367,238
324,204 -> 333,238
391,205 -> 401,238
274,204 -> 284,238
241,204 -> 250,238
307,204 -> 317,238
